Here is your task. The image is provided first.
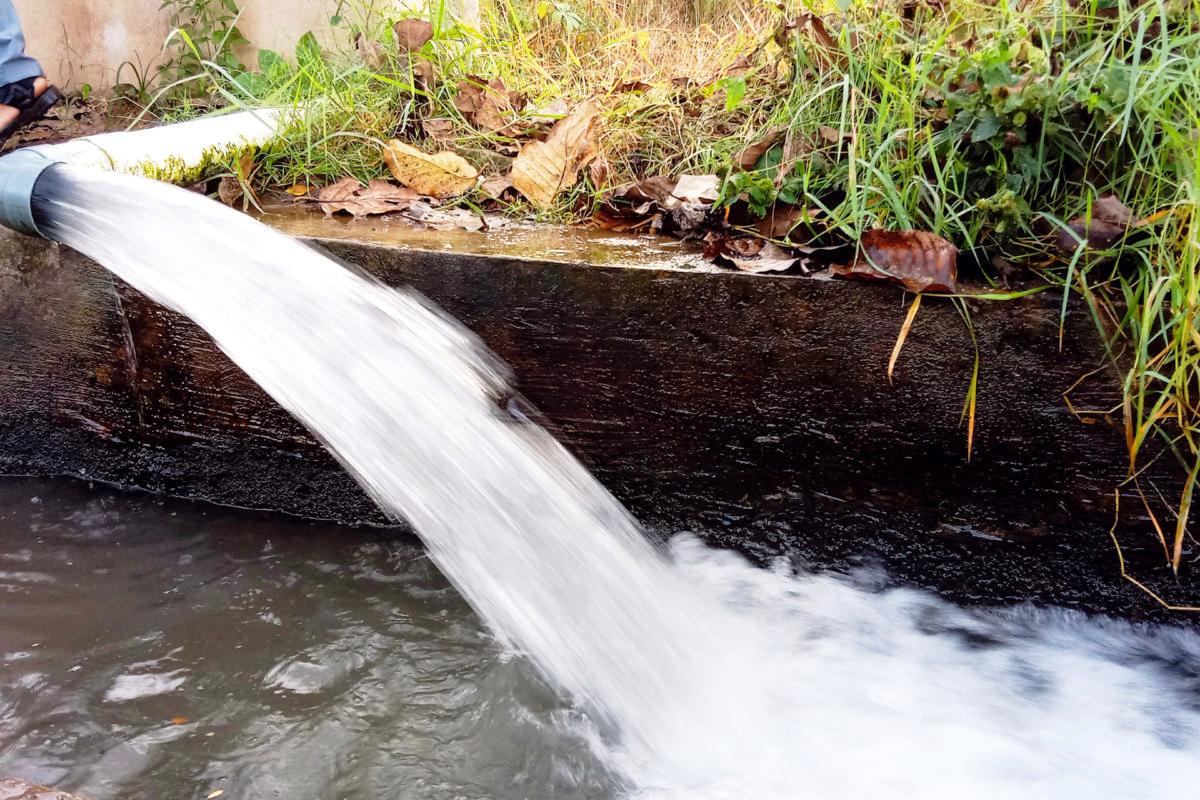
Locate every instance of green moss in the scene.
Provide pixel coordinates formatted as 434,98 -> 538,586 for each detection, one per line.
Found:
124,142 -> 253,186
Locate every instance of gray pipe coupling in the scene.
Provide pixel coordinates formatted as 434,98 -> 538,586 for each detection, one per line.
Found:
0,148 -> 61,237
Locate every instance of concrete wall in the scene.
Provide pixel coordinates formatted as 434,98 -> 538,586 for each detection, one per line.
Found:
0,214 -> 1192,618
14,0 -> 380,91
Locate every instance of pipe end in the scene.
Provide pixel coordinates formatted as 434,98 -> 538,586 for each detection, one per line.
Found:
0,148 -> 60,237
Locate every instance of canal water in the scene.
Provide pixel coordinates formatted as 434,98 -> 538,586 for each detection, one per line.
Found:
4,475 -> 1200,800
8,163 -> 1200,799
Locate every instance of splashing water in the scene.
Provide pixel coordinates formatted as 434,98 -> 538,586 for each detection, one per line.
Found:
27,165 -> 1200,798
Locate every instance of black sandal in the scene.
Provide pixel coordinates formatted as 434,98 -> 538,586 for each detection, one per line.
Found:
0,78 -> 61,147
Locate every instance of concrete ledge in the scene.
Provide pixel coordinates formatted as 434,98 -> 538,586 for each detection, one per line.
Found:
0,215 -> 1190,617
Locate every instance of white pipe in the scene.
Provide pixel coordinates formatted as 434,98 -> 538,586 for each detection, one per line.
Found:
32,107 -> 289,180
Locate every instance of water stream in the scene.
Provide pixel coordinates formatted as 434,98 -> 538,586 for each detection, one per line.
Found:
3,165 -> 1199,798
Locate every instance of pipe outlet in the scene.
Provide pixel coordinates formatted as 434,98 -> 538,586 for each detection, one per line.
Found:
0,148 -> 61,237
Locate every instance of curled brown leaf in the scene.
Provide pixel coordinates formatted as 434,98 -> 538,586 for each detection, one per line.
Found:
511,99 -> 601,208
393,18 -> 433,51
832,229 -> 958,293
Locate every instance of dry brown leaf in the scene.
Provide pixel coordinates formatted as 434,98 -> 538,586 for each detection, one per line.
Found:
756,204 -> 821,239
614,80 -> 652,93
818,125 -> 854,144
672,175 -> 720,204
1055,194 -> 1142,253
217,176 -> 242,207
727,240 -> 800,273
479,173 -> 516,201
355,33 -> 387,71
617,176 -> 679,207
740,127 -> 782,171
382,141 -> 479,198
529,99 -> 570,121
393,18 -> 433,51
511,99 -> 601,208
589,153 -> 611,190
315,177 -> 421,216
832,229 -> 958,292
413,58 -> 435,94
612,174 -> 718,209
454,77 -> 522,131
781,13 -> 848,72
422,118 -> 456,141
402,202 -> 489,231
704,236 -> 801,273
593,205 -> 662,232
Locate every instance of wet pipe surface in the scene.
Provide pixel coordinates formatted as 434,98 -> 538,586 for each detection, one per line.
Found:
0,223 -> 1191,619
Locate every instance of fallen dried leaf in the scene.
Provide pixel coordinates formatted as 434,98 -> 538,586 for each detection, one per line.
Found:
818,125 -> 854,144
528,98 -> 570,120
727,240 -> 800,273
217,176 -> 242,207
613,174 -> 718,209
315,177 -> 421,216
454,77 -> 522,132
393,18 -> 433,51
704,236 -> 801,273
402,201 -> 489,231
413,58 -> 435,94
589,153 -> 611,190
511,99 -> 601,208
832,229 -> 958,292
383,141 -> 479,198
614,80 -> 652,93
355,33 -> 387,71
593,205 -> 662,232
672,174 -> 720,204
422,118 -> 456,142
781,13 -> 848,72
617,175 -> 678,206
756,204 -> 821,239
740,127 -> 782,171
479,173 -> 516,201
1055,194 -> 1142,253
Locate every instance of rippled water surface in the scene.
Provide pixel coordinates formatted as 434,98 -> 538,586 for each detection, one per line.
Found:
6,477 -> 1200,800
0,478 -> 618,800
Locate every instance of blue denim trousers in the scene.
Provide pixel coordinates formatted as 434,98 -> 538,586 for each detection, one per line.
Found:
0,0 -> 42,86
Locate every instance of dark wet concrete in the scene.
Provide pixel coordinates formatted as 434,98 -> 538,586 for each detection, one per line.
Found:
0,216 -> 1193,619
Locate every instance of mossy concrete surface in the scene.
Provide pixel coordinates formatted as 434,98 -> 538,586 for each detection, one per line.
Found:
0,218 -> 1191,618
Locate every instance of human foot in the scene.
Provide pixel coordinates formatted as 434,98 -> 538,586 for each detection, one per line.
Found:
0,77 -> 60,146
